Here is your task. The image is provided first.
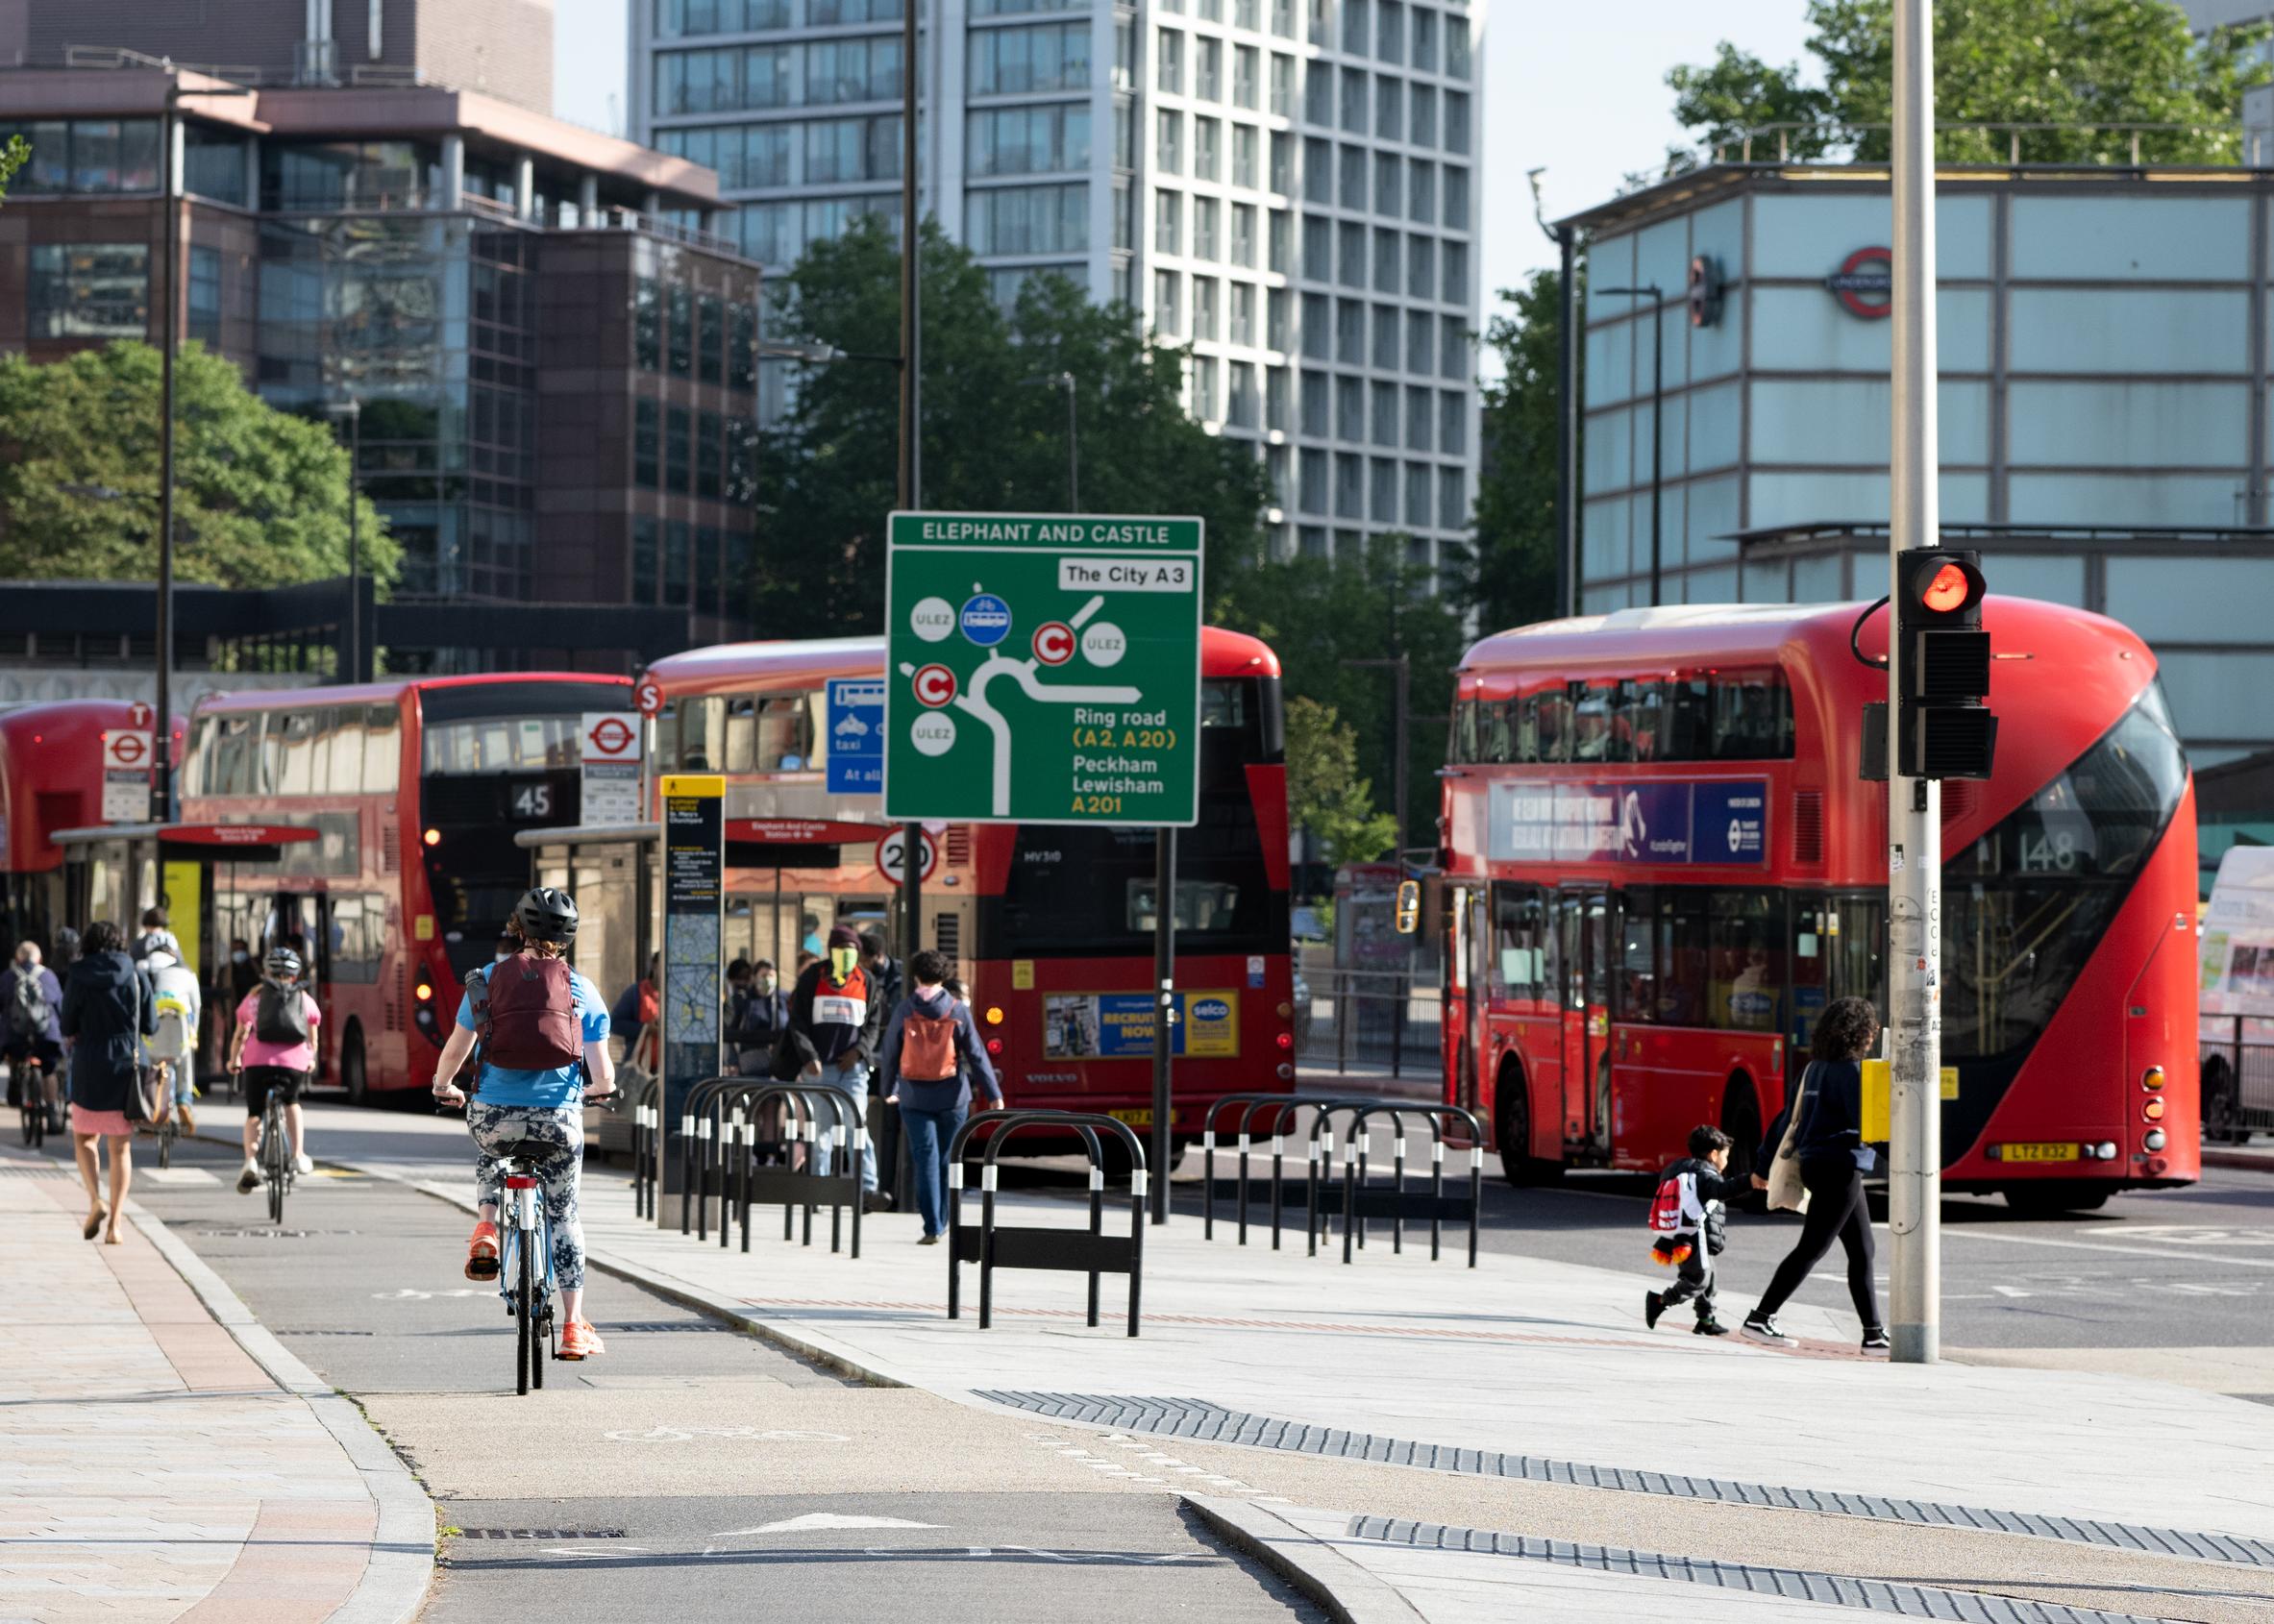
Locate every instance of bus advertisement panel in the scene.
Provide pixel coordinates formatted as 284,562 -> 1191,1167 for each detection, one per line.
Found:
1439,598 -> 2197,1213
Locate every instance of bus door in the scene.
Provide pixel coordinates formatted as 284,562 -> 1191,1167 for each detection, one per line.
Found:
1558,890 -> 1611,1148
1445,883 -> 1483,1116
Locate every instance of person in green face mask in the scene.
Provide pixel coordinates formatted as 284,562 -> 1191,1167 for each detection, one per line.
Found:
784,924 -> 889,1207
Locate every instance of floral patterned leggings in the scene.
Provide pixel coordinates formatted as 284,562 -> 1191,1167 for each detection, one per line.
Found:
467,1100 -> 586,1290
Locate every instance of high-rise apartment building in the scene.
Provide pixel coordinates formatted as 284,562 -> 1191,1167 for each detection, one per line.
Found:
630,0 -> 1481,569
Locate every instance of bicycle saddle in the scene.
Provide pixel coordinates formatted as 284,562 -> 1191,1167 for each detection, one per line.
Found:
492,1139 -> 556,1165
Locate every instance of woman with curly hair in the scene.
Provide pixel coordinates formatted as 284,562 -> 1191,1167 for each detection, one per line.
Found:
1743,995 -> 1889,1356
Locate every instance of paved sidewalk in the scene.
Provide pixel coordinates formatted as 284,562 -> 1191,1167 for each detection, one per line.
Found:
360,1148 -> 2274,1614
0,1149 -> 433,1624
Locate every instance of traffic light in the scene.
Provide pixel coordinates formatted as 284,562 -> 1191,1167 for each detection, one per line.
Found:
1892,549 -> 1996,779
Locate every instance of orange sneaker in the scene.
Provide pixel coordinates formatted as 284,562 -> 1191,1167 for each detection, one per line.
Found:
556,1319 -> 605,1360
463,1220 -> 501,1281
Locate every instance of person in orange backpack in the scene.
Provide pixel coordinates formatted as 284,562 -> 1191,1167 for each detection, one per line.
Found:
431,889 -> 617,1361
878,950 -> 1001,1244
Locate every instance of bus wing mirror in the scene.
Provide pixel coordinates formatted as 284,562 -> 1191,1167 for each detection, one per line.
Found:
1395,880 -> 1421,935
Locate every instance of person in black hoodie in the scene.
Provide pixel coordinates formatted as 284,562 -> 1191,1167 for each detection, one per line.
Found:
1742,995 -> 1889,1356
783,924 -> 888,1204
60,921 -> 157,1244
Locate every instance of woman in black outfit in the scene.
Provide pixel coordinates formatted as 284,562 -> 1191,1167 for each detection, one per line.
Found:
1743,996 -> 1889,1356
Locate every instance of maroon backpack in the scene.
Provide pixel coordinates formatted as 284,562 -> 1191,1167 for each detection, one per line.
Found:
473,953 -> 582,1070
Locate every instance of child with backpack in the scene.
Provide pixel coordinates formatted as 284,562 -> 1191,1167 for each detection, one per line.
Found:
878,949 -> 1001,1244
228,946 -> 321,1192
142,948 -> 202,1133
1644,1124 -> 1743,1337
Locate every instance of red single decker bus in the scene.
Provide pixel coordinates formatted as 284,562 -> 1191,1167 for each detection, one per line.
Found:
638,628 -> 1295,1136
1439,597 -> 2197,1212
182,675 -> 634,1099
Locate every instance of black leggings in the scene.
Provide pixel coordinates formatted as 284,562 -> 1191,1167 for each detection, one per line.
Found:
1757,1155 -> 1881,1328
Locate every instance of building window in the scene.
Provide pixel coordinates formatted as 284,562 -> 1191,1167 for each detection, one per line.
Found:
1440,389 -> 1467,454
971,19 -> 1089,92
1270,129 -> 1294,193
1410,82 -> 1436,146
968,104 -> 1090,176
698,294 -> 724,383
967,183 -> 1089,254
1194,195 -> 1220,258
1374,151 -> 1401,214
1445,89 -> 1471,154
1373,227 -> 1399,293
1406,383 -> 1433,449
1340,0 -> 1369,53
1198,37 -> 1223,100
1446,20 -> 1471,79
697,525 -> 723,615
1341,67 -> 1368,133
1303,136 -> 1332,204
1155,269 -> 1183,335
1157,110 -> 1184,174
807,0 -> 901,21
666,406 -> 693,494
698,409 -> 725,497
1269,209 -> 1291,272
1191,355 -> 1218,419
187,245 -> 222,349
657,0 -> 799,34
1271,50 -> 1295,111
1375,75 -> 1402,140
1304,59 -> 1332,122
1371,455 -> 1397,520
635,400 -> 660,488
1233,123 -> 1260,187
1444,164 -> 1470,229
1115,14 -> 1137,86
1155,189 -> 1182,254
806,36 -> 902,103
1441,311 -> 1466,377
1194,274 -> 1220,340
1231,203 -> 1257,267
1406,308 -> 1432,372
1237,0 -> 1260,28
1405,459 -> 1431,527
729,304 -> 757,390
1337,220 -> 1365,287
1408,159 -> 1434,223
1372,302 -> 1398,368
975,0 -> 1085,13
806,113 -> 904,181
1371,380 -> 1397,446
1227,361 -> 1259,428
1233,45 -> 1260,109
668,284 -> 693,377
1439,465 -> 1465,529
184,127 -> 249,205
1230,280 -> 1256,345
1334,452 -> 1362,517
1301,293 -> 1330,359
1377,0 -> 1403,62
1300,369 -> 1328,434
1336,296 -> 1363,363
1407,236 -> 1435,301
1157,28 -> 1185,92
1338,143 -> 1366,209
0,118 -> 162,195
1335,374 -> 1362,439
1299,525 -> 1328,557
667,519 -> 692,607
1273,0 -> 1296,37
27,243 -> 148,339
1411,5 -> 1438,70
1267,366 -> 1291,429
1115,176 -> 1137,247
1442,238 -> 1466,305
632,515 -> 660,604
1195,115 -> 1222,181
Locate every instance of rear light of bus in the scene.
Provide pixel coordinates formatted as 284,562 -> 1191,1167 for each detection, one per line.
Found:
2142,1097 -> 2165,1122
1275,1063 -> 1294,1080
985,1037 -> 1002,1056
2143,1128 -> 2167,1152
1275,1001 -> 1293,1021
423,827 -> 441,847
414,981 -> 433,1002
1275,1031 -> 1294,1050
2147,1156 -> 2169,1176
2141,1066 -> 2165,1092
984,1006 -> 1003,1025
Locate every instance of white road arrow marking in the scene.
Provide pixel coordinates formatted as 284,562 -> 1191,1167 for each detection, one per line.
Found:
715,1513 -> 945,1536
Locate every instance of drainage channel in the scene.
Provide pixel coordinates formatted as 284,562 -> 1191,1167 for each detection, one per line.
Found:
977,1392 -> 2274,1570
1347,1514 -> 2176,1624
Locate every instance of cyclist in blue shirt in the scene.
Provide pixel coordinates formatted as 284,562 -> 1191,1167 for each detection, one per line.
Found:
432,888 -> 616,1361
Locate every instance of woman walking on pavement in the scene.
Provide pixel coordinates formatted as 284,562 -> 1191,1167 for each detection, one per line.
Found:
1743,995 -> 1891,1356
59,922 -> 156,1244
879,952 -> 1001,1244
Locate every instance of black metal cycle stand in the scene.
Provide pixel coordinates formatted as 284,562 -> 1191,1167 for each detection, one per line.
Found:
946,1110 -> 1147,1338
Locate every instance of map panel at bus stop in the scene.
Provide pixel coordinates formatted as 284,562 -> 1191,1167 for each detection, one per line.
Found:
882,512 -> 1203,826
1487,779 -> 1769,865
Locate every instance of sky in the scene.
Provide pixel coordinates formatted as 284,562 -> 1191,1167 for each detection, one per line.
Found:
552,0 -> 1818,330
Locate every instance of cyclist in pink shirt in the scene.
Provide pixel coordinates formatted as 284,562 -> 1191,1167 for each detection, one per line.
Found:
228,946 -> 321,1193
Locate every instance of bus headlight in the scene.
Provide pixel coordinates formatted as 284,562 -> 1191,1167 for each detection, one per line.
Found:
2143,1128 -> 2167,1152
2141,1066 -> 2165,1091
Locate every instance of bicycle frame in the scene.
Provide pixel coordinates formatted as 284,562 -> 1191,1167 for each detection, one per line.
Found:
499,1168 -> 557,1394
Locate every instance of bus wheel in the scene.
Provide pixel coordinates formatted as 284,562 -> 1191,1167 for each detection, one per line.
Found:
1720,1077 -> 1763,1185
2003,1182 -> 2111,1216
1495,1062 -> 1562,1188
340,1025 -> 369,1108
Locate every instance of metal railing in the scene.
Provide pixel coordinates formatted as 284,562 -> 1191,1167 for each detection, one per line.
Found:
1706,120 -> 2260,169
1296,966 -> 1443,1083
2200,1019 -> 2274,1140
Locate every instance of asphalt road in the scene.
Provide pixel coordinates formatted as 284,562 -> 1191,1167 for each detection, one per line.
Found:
116,1132 -> 1325,1624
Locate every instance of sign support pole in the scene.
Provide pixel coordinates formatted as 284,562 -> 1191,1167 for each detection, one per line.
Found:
1888,0 -> 1942,1365
1150,825 -> 1174,1225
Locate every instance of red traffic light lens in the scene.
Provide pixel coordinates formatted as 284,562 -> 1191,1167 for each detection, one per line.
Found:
1921,561 -> 1973,612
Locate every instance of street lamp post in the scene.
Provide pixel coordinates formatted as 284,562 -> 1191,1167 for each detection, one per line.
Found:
1594,284 -> 1666,607
326,400 -> 362,682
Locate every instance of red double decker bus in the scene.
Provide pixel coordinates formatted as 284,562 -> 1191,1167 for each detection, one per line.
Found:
181,675 -> 633,1098
1439,598 -> 2197,1213
636,628 -> 1295,1135
0,701 -> 178,953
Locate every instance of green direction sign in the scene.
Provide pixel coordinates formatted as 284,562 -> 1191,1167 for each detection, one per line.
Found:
883,511 -> 1203,826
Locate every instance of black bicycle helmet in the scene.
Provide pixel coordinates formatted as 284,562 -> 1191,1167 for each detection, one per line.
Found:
513,886 -> 580,944
263,945 -> 302,978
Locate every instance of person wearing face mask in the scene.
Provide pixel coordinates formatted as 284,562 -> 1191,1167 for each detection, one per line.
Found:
783,925 -> 889,1208
728,957 -> 788,1074
225,937 -> 260,1005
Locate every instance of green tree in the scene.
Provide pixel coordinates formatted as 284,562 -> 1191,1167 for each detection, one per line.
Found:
1285,696 -> 1400,870
0,135 -> 28,203
1219,534 -> 1470,855
755,217 -> 1272,632
1469,267 -> 1570,638
1671,0 -> 2270,165
0,341 -> 394,590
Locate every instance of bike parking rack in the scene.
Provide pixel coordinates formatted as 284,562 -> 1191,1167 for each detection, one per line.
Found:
1336,1102 -> 1486,1267
724,1081 -> 864,1258
630,1075 -> 662,1219
946,1110 -> 1147,1337
1200,1094 -> 1376,1248
1300,1098 -> 1382,1255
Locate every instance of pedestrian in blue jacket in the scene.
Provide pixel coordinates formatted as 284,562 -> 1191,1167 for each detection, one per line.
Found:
878,950 -> 1001,1243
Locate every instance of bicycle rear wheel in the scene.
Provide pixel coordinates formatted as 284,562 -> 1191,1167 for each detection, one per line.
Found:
514,1226 -> 533,1396
264,1100 -> 286,1223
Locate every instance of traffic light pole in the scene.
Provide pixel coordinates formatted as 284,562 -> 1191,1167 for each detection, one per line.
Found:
1887,0 -> 1942,1366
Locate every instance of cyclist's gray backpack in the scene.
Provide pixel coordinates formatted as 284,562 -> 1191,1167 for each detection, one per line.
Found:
149,981 -> 193,1062
8,969 -> 49,1039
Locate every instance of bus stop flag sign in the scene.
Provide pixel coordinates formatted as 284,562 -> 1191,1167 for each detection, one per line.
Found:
883,512 -> 1203,825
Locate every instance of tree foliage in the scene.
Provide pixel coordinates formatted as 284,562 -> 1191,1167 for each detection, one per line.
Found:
0,135 -> 28,203
754,217 -> 1272,633
1218,535 -> 1471,857
1284,696 -> 1399,867
0,341 -> 395,590
1670,0 -> 2270,165
1469,267 -> 1569,638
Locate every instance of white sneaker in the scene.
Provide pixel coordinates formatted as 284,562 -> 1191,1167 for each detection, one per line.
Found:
236,1159 -> 261,1193
292,1151 -> 314,1175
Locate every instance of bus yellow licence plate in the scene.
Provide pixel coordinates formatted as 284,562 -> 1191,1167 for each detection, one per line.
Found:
1999,1142 -> 2079,1163
1108,1109 -> 1153,1128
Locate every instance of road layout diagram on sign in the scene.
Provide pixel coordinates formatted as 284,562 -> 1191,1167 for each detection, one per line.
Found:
883,513 -> 1203,825
665,917 -> 721,1042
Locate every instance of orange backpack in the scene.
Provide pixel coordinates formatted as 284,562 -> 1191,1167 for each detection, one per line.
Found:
900,1002 -> 959,1082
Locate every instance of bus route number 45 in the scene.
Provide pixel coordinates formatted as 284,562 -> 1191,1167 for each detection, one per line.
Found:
512,783 -> 555,821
